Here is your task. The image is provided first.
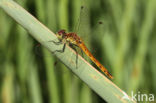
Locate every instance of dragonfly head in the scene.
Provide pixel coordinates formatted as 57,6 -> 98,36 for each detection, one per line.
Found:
56,30 -> 66,40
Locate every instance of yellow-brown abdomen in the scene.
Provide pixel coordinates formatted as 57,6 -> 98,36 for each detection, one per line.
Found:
78,43 -> 113,79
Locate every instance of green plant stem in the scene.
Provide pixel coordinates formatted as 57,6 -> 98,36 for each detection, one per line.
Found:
0,1 -> 136,102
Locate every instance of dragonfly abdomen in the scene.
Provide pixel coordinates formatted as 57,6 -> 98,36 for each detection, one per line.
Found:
79,43 -> 113,79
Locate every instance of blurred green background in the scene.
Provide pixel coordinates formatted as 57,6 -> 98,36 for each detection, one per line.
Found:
0,0 -> 156,103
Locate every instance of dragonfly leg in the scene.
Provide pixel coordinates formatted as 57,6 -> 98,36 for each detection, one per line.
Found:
81,49 -> 84,58
70,45 -> 78,69
73,48 -> 78,69
48,40 -> 62,45
72,44 -> 84,58
52,43 -> 66,53
48,39 -> 66,53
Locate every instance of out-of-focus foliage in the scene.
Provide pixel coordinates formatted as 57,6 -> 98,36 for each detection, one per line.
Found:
0,0 -> 155,103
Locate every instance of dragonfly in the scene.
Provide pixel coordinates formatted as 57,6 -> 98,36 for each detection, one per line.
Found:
51,29 -> 113,79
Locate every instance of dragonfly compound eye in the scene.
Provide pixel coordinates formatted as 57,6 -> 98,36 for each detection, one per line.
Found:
58,30 -> 66,35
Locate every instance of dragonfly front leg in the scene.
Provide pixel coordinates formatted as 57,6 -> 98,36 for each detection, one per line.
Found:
48,40 -> 63,45
48,40 -> 66,53
52,43 -> 66,53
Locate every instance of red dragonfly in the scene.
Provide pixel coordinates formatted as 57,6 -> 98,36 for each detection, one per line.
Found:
53,29 -> 113,79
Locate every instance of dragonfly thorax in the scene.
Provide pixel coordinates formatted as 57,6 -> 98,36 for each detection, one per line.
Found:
66,33 -> 82,45
56,30 -> 82,45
